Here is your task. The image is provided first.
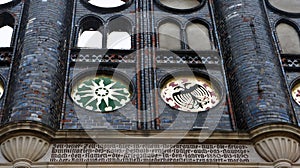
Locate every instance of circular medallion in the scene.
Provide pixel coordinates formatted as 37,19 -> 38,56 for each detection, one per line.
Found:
292,83 -> 300,105
71,74 -> 131,112
160,76 -> 220,112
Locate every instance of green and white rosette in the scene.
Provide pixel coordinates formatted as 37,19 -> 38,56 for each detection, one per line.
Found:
71,75 -> 131,112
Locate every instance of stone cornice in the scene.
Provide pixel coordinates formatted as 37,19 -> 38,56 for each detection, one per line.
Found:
0,122 -> 55,143
249,123 -> 300,142
0,122 -> 299,144
52,129 -> 252,144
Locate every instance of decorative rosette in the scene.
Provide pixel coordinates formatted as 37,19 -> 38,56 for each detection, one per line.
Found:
72,75 -> 131,112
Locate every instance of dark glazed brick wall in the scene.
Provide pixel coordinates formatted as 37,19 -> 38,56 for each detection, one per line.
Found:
62,0 -> 138,130
214,0 -> 292,129
62,0 -> 233,131
3,0 -> 73,129
0,1 -> 23,123
264,0 -> 300,126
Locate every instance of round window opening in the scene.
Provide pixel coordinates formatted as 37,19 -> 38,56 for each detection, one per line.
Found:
268,0 -> 300,14
71,74 -> 132,112
292,82 -> 300,105
160,75 -> 220,112
87,0 -> 127,8
157,0 -> 204,11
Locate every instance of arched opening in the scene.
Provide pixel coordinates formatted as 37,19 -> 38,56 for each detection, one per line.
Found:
268,0 -> 300,14
0,0 -> 13,5
0,26 -> 13,47
159,21 -> 181,50
77,16 -> 103,48
186,22 -> 211,50
88,0 -> 126,8
0,12 -> 14,48
159,0 -> 201,10
107,17 -> 132,49
276,22 -> 300,54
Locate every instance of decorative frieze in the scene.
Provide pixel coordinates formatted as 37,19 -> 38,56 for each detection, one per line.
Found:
70,49 -> 135,64
49,143 -> 260,163
156,50 -> 220,65
281,54 -> 300,70
70,49 -> 220,65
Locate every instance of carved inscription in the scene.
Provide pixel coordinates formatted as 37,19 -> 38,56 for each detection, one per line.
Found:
50,144 -> 251,163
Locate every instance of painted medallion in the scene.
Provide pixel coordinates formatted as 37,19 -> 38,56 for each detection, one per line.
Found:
71,75 -> 131,112
292,83 -> 300,105
161,77 -> 219,112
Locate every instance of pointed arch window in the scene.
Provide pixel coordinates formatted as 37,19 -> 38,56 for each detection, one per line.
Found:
186,22 -> 211,50
77,17 -> 103,48
107,17 -> 132,49
158,22 -> 181,50
0,12 -> 14,48
276,22 -> 300,54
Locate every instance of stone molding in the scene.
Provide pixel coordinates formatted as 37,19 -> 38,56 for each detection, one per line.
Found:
255,136 -> 300,168
0,135 -> 50,168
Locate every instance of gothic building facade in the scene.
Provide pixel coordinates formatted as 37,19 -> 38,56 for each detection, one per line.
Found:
0,0 -> 299,167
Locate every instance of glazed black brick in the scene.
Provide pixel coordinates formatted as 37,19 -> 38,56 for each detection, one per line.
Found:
214,0 -> 292,129
264,0 -> 300,127
0,0 -> 298,133
3,0 -> 72,129
0,1 -> 23,123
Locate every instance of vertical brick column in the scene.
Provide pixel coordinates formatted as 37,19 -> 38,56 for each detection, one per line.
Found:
3,0 -> 70,128
214,0 -> 292,129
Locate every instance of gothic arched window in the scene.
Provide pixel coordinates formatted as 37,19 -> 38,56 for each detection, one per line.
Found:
77,16 -> 103,48
276,22 -> 300,54
186,22 -> 211,50
0,12 -> 14,48
107,17 -> 132,49
158,21 -> 181,50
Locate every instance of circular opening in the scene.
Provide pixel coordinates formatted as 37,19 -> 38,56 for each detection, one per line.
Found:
156,0 -> 205,12
81,0 -> 132,12
160,72 -> 220,112
292,82 -> 300,105
70,71 -> 132,112
88,0 -> 125,8
268,0 -> 300,14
